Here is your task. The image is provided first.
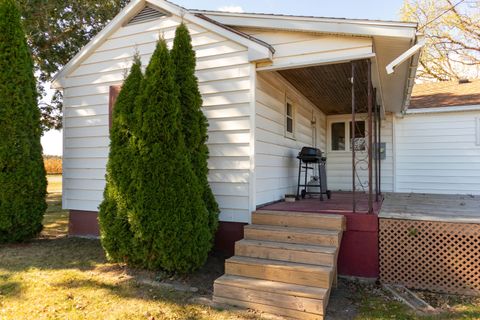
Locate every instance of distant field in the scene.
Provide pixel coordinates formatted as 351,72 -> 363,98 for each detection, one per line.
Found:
44,155 -> 62,174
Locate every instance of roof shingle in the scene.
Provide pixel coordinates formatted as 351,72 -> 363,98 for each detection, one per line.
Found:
409,80 -> 480,109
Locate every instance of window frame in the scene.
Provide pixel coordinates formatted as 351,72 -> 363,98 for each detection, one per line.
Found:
285,98 -> 296,139
327,118 -> 366,152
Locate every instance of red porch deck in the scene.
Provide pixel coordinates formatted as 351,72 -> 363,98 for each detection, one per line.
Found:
258,192 -> 382,215
258,192 -> 382,279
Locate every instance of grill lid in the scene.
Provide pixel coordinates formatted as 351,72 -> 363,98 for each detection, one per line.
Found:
297,147 -> 325,162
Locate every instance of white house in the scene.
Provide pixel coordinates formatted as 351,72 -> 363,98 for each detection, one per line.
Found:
53,1 -> 480,317
394,79 -> 480,194
52,0 -> 424,239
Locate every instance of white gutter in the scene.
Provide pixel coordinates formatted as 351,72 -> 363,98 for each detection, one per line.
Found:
385,34 -> 424,113
386,35 -> 425,75
405,104 -> 480,114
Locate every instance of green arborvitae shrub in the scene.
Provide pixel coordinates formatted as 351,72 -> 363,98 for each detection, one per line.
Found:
171,23 -> 219,239
98,56 -> 143,263
130,39 -> 211,273
0,0 -> 47,242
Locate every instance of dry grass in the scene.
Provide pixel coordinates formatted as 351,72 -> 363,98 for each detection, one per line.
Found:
1,176 -> 478,319
44,156 -> 62,174
47,174 -> 62,194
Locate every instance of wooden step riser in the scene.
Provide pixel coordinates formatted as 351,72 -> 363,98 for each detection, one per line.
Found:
213,296 -> 324,320
214,283 -> 326,315
244,228 -> 340,247
235,242 -> 335,267
253,212 -> 344,231
225,260 -> 331,288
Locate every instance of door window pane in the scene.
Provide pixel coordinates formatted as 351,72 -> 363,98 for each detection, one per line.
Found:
331,122 -> 345,151
350,121 -> 365,151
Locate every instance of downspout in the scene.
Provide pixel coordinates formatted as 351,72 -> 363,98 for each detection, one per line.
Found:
386,34 -> 425,113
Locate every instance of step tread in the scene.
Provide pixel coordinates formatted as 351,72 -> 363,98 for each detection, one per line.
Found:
215,275 -> 328,299
255,210 -> 345,221
213,296 -> 325,320
227,256 -> 333,273
236,239 -> 337,254
245,224 -> 341,235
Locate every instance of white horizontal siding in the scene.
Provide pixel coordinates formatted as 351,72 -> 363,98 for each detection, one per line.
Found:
326,113 -> 394,192
62,14 -> 253,223
255,71 -> 326,206
238,28 -> 372,69
395,111 -> 480,194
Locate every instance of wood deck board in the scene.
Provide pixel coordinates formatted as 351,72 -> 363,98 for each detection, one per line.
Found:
258,192 -> 382,215
380,192 -> 480,223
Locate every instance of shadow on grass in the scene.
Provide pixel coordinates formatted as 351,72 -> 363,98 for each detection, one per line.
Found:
52,276 -> 193,305
0,273 -> 22,298
355,284 -> 480,320
0,237 -> 105,272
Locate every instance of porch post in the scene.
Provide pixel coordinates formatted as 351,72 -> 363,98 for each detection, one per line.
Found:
367,60 -> 373,214
351,62 -> 356,213
378,104 -> 382,196
373,88 -> 379,202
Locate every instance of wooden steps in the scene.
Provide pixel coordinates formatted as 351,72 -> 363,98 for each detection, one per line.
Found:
213,210 -> 345,319
253,210 -> 346,230
235,239 -> 336,266
226,256 -> 333,287
214,275 -> 329,320
244,224 -> 342,246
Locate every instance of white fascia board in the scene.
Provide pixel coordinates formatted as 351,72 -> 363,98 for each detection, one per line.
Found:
405,104 -> 480,114
197,13 -> 417,39
51,0 -> 146,89
148,0 -> 272,62
256,52 -> 375,72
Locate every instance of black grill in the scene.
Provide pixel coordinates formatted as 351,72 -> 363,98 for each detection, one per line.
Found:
296,147 -> 331,201
297,147 -> 325,163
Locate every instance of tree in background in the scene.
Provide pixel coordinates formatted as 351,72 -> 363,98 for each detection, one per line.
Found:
171,23 -> 219,241
17,0 -> 129,130
0,0 -> 47,242
401,0 -> 480,81
130,39 -> 211,273
99,56 -> 143,263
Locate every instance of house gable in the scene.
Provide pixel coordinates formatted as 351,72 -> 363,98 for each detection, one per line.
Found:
61,2 -> 257,223
52,0 -> 272,89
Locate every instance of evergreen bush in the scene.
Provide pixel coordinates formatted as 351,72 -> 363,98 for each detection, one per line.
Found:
130,39 -> 211,273
0,0 -> 47,243
171,23 -> 219,238
99,56 -> 143,263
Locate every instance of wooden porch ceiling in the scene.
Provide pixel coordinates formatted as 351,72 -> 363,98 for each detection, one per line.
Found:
278,60 -> 369,115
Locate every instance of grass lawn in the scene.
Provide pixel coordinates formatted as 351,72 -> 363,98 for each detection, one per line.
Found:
0,177 -> 257,320
0,176 -> 479,319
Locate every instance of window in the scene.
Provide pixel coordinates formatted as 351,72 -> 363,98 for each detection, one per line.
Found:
350,121 -> 366,151
329,120 -> 366,151
331,122 -> 345,151
285,100 -> 295,138
109,85 -> 122,129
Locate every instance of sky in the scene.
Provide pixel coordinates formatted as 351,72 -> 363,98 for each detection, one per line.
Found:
41,0 -> 406,156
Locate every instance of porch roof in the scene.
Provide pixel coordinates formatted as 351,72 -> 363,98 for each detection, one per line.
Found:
197,10 -> 421,114
277,61 -> 370,115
